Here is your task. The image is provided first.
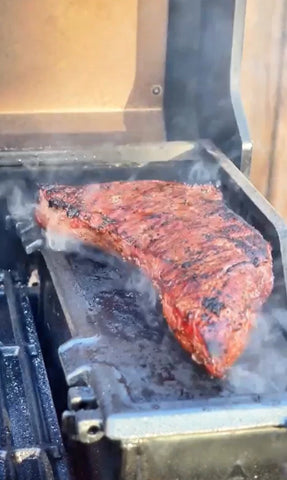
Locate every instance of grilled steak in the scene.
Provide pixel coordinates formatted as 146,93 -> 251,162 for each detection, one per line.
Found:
36,181 -> 273,377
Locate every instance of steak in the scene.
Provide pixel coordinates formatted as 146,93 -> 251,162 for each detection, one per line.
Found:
35,181 -> 273,377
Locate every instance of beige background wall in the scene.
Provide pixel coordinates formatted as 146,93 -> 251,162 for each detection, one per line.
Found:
0,0 -> 286,215
242,0 -> 287,219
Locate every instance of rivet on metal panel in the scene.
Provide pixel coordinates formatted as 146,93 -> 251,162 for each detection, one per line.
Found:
152,85 -> 162,96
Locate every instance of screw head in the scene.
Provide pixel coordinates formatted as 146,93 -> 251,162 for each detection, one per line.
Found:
152,85 -> 162,96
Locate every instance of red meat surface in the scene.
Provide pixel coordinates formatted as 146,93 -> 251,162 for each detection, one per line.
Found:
35,181 -> 273,377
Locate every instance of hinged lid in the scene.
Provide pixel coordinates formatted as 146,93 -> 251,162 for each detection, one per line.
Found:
0,0 -> 251,174
0,0 -> 168,143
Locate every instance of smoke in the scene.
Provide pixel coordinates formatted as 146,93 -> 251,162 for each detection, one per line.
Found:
0,181 -> 42,254
0,180 -> 80,255
45,229 -> 81,253
225,306 -> 287,395
125,268 -> 161,329
0,180 -> 35,221
186,157 -> 221,187
0,179 -> 85,254
125,269 -> 156,308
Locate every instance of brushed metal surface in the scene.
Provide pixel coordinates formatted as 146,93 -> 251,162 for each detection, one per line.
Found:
0,0 -> 167,140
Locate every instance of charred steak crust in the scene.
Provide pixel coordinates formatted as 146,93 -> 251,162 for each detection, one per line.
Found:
35,181 -> 273,377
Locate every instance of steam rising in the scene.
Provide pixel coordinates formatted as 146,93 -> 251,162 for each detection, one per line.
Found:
226,307 -> 287,395
187,156 -> 221,186
125,268 -> 161,329
0,181 -> 35,222
45,230 -> 81,253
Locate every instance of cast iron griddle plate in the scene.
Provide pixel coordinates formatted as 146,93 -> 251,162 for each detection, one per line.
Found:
70,251 -> 226,401
50,246 -> 224,407
46,243 -> 287,415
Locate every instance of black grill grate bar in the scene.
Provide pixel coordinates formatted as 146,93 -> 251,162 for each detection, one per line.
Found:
0,270 -> 70,480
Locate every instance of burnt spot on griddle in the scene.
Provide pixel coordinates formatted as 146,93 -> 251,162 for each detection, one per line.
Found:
141,388 -> 154,400
202,297 -> 225,316
157,366 -> 175,384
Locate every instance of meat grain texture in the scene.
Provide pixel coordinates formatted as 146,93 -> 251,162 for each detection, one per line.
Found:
36,181 -> 273,377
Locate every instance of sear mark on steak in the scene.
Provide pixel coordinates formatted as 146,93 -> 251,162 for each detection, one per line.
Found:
66,206 -> 80,219
35,180 -> 274,378
202,297 -> 225,316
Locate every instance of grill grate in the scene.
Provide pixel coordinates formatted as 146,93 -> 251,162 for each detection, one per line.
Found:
0,270 -> 69,480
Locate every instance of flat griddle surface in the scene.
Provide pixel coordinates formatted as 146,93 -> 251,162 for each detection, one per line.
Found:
44,243 -> 287,417
6,141 -> 287,415
65,248 -> 222,404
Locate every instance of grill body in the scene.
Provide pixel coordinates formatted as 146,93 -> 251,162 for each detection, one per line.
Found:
0,1 -> 283,478
1,141 -> 287,479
